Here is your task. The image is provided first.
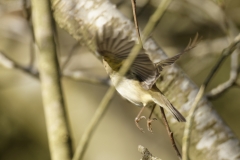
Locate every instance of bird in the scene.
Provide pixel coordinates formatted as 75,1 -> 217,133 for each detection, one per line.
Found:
96,24 -> 199,132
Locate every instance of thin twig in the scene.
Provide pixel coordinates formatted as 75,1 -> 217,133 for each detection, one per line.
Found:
131,0 -> 143,47
22,0 -> 36,71
138,145 -> 162,160
182,33 -> 240,160
0,50 -> 110,86
160,107 -> 181,160
64,71 -> 110,85
61,43 -> 79,72
206,51 -> 239,99
130,0 -> 151,21
72,0 -> 172,159
0,50 -> 39,78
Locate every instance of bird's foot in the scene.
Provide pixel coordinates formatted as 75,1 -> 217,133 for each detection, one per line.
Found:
147,118 -> 157,132
135,116 -> 146,132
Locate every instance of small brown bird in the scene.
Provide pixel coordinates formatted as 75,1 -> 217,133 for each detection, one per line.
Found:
96,25 -> 198,132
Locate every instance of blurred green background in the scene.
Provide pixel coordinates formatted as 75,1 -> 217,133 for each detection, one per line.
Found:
0,0 -> 240,159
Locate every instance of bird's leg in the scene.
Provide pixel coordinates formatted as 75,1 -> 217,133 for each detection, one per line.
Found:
135,105 -> 147,132
147,104 -> 157,132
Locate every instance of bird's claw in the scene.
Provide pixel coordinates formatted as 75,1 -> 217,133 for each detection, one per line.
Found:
147,118 -> 157,132
135,116 -> 146,133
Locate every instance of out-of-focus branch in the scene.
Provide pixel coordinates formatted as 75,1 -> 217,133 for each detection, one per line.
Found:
64,71 -> 110,85
0,50 -> 109,85
0,50 -> 39,78
202,0 -> 239,99
206,51 -> 239,99
22,0 -> 36,70
203,0 -> 240,100
204,34 -> 240,85
61,43 -> 79,72
138,145 -> 162,160
31,0 -> 73,159
131,0 -> 143,46
182,33 -> 240,160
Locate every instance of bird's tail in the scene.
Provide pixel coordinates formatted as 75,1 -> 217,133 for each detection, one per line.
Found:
152,93 -> 186,122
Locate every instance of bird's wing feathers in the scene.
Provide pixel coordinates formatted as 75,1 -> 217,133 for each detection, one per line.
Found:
131,52 -> 159,90
96,25 -> 199,90
156,33 -> 199,72
96,25 -> 158,90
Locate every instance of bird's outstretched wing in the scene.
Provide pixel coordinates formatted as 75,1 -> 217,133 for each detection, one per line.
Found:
96,25 -> 158,90
156,33 -> 200,72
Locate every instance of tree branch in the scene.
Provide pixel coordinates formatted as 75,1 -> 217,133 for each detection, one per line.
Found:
64,71 -> 110,85
131,0 -> 143,47
31,0 -> 73,159
61,43 -> 79,72
206,51 -> 239,99
0,49 -> 109,85
138,145 -> 162,160
0,50 -> 39,78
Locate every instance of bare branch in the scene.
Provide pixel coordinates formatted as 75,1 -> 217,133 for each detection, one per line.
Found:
206,51 -> 239,99
22,0 -> 36,71
0,50 -> 109,85
64,71 -> 110,85
204,34 -> 240,85
131,0 -> 143,46
0,50 -> 39,78
138,145 -> 162,160
31,0 -> 73,159
61,43 -> 79,72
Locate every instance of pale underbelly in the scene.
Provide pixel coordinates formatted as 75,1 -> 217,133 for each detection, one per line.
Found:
111,76 -> 152,106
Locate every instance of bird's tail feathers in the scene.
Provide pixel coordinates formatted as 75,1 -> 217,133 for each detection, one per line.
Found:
152,93 -> 186,122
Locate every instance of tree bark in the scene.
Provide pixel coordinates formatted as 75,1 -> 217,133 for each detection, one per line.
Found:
50,0 -> 240,159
